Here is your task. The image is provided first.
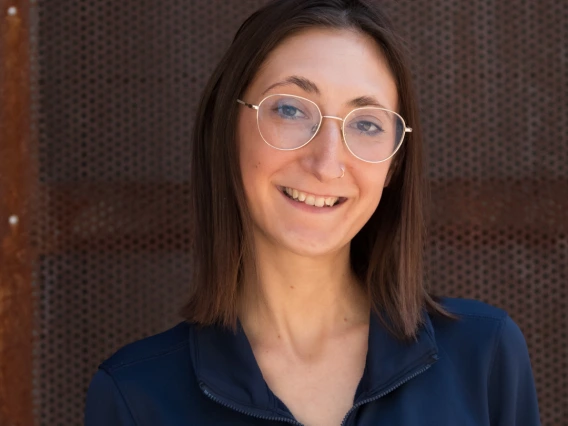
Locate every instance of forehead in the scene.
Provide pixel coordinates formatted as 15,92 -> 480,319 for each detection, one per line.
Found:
249,28 -> 399,111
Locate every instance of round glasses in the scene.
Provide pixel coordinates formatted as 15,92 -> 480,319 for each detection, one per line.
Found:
237,94 -> 412,163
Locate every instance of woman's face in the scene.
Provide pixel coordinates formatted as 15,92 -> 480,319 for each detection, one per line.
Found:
237,28 -> 399,257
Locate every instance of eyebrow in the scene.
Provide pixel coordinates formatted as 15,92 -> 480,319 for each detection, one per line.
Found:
262,76 -> 320,95
349,95 -> 387,109
261,75 -> 388,109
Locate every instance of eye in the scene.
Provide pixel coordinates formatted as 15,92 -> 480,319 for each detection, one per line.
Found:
274,104 -> 307,119
351,120 -> 383,135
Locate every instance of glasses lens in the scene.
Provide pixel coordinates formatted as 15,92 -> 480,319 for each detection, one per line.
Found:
344,108 -> 404,162
257,95 -> 321,150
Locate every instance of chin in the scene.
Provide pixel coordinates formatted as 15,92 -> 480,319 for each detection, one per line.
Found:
271,229 -> 350,258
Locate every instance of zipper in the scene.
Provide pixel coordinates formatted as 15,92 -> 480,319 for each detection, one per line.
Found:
201,353 -> 438,426
200,382 -> 304,425
339,353 -> 439,426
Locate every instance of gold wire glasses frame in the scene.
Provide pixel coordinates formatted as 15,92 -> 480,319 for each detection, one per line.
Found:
237,93 -> 412,164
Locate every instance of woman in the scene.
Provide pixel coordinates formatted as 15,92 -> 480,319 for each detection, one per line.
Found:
85,1 -> 541,425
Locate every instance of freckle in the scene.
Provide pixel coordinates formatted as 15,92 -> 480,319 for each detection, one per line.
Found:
290,285 -> 294,289
344,317 -> 347,322
278,334 -> 281,339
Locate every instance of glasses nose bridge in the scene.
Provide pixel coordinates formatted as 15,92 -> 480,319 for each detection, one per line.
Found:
321,114 -> 344,122
304,113 -> 346,162
314,114 -> 345,143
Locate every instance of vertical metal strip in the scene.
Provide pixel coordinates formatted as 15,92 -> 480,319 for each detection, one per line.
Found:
0,0 -> 34,425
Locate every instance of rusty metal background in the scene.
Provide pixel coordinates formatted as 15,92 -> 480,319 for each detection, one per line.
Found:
0,1 -> 34,425
30,0 -> 566,424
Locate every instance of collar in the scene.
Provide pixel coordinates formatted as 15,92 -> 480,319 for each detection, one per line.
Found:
189,310 -> 438,419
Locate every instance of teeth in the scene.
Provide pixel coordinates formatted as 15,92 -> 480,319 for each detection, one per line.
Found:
283,187 -> 339,208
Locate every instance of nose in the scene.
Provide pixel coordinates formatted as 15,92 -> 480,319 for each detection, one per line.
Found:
301,116 -> 346,182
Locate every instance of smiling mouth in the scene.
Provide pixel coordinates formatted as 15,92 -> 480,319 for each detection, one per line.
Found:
279,186 -> 347,208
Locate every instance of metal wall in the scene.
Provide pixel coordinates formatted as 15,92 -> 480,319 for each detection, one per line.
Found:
14,0 -> 568,424
0,1 -> 34,425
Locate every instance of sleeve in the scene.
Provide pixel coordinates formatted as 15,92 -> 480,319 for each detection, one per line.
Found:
84,368 -> 138,426
487,315 -> 541,426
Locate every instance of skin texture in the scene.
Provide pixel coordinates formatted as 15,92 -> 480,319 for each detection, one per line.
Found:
236,28 -> 399,426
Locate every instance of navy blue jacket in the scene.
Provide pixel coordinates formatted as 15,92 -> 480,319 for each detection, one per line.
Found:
84,297 -> 541,425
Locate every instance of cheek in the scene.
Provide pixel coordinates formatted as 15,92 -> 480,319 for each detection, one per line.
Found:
239,139 -> 266,191
358,165 -> 391,207
238,112 -> 295,181
238,115 -> 261,180
238,114 -> 280,198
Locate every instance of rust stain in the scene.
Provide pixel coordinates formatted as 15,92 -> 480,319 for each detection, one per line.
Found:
0,0 -> 35,425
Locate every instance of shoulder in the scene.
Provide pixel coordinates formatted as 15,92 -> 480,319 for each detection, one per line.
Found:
85,322 -> 200,425
437,297 -> 529,348
429,297 -> 530,371
99,321 -> 191,373
436,296 -> 508,319
430,296 -> 510,343
432,296 -> 510,333
426,298 -> 540,423
429,297 -> 520,352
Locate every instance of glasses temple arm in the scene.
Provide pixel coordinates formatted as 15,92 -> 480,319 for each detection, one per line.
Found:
236,99 -> 259,110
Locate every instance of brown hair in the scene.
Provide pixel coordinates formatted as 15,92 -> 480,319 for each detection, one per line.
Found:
180,0 -> 456,341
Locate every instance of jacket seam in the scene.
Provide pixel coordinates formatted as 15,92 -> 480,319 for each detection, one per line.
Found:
445,311 -> 507,321
102,341 -> 189,372
202,380 -> 284,414
100,367 -> 139,426
191,327 -> 279,415
367,350 -> 436,394
486,315 -> 508,389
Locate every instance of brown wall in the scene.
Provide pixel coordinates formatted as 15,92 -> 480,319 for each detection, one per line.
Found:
0,0 -> 565,425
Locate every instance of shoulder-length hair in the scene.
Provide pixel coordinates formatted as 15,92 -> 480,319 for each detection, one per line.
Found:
180,0 -> 455,341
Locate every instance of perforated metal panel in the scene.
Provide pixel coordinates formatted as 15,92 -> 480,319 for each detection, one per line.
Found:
30,1 -> 566,425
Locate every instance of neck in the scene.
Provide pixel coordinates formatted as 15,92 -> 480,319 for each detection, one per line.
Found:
238,235 -> 370,357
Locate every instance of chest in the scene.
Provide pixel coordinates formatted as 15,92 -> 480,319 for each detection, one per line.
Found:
252,340 -> 368,426
267,367 -> 361,426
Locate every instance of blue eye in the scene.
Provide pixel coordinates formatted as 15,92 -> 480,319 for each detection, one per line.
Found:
353,120 -> 383,136
273,104 -> 307,120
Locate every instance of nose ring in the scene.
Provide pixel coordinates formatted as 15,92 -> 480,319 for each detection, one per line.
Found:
338,167 -> 345,179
